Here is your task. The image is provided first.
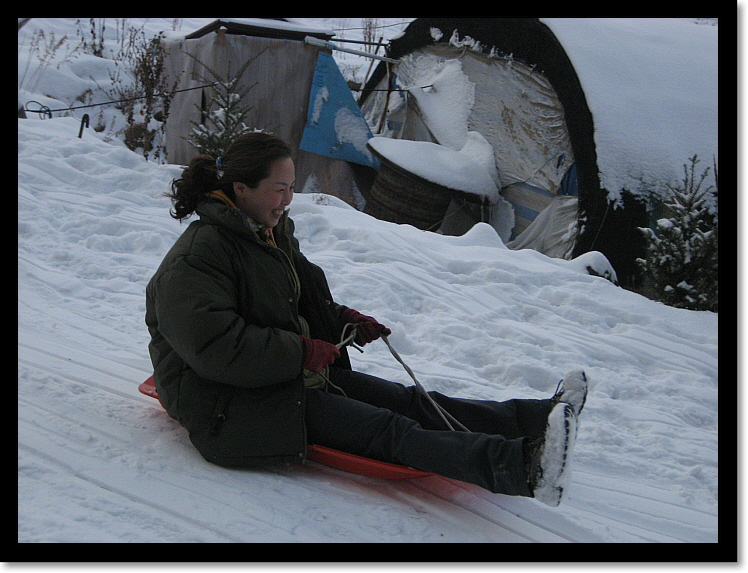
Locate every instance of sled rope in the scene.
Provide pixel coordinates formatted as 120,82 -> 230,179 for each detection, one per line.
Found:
380,333 -> 470,432
314,323 -> 362,398
337,322 -> 363,352
331,324 -> 469,432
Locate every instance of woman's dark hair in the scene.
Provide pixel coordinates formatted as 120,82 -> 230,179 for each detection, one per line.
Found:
167,132 -> 293,220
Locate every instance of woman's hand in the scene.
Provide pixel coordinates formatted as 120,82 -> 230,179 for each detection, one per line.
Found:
340,308 -> 392,346
299,336 -> 340,373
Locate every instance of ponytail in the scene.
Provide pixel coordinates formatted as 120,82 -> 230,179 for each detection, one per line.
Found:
167,155 -> 223,220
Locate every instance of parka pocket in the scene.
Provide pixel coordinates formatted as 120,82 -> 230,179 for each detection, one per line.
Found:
210,388 -> 234,435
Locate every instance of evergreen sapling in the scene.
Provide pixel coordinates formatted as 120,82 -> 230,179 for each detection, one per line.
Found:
636,155 -> 718,311
186,56 -> 264,158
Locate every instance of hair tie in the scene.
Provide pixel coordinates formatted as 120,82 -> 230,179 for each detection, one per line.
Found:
216,157 -> 224,180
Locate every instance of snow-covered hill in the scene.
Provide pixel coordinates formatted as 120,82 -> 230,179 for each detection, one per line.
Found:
18,116 -> 719,544
18,18 -> 722,550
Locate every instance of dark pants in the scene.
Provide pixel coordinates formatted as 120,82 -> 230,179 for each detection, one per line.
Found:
304,367 -> 553,496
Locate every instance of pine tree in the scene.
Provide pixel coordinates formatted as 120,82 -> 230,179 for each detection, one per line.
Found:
637,155 -> 718,312
186,56 -> 260,158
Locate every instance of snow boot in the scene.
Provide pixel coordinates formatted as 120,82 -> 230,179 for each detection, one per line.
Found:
524,402 -> 578,507
551,369 -> 588,416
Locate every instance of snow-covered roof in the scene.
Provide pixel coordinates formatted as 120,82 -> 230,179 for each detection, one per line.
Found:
183,18 -> 334,40
541,18 -> 718,200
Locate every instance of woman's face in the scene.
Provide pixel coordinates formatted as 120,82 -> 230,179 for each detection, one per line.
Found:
234,157 -> 295,228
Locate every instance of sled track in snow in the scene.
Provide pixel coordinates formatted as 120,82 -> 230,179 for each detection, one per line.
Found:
18,421 -> 253,543
18,331 -> 716,543
18,333 -> 311,542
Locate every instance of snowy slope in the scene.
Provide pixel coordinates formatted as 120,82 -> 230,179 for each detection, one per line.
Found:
18,117 -> 719,544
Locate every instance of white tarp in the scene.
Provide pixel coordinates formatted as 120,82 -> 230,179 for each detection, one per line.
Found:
506,195 -> 579,259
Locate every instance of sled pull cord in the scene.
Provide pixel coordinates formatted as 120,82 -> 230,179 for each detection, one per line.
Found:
336,324 -> 469,432
337,322 -> 363,352
380,334 -> 470,433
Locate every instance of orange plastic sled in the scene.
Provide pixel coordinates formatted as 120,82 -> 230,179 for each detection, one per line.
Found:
139,375 -> 432,480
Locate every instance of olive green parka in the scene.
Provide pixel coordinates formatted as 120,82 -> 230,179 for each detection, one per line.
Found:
145,199 -> 351,467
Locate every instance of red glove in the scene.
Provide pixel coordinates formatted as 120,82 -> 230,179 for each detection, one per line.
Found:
340,308 -> 392,346
299,336 -> 340,373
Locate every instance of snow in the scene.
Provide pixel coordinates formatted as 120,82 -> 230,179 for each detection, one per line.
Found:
369,18 -> 717,206
401,54 -> 475,151
17,18 -> 722,549
18,116 -> 719,544
368,137 -> 499,201
540,18 -> 718,201
310,86 -> 329,124
334,107 -> 375,163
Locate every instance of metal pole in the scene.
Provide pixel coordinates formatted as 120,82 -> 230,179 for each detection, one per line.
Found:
304,36 -> 398,63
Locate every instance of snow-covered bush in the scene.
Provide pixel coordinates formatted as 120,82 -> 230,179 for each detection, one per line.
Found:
636,155 -> 718,312
101,25 -> 178,162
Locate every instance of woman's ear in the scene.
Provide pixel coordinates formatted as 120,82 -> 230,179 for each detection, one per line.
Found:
233,181 -> 245,197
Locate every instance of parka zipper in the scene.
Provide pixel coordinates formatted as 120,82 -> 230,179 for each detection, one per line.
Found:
210,388 -> 234,435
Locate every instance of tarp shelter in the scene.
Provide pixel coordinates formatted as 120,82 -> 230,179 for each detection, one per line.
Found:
162,18 -> 374,206
359,18 -> 718,286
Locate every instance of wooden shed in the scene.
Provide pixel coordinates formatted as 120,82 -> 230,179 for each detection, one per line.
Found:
162,18 -> 365,205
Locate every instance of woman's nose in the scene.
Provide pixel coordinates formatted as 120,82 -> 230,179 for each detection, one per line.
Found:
282,188 -> 294,205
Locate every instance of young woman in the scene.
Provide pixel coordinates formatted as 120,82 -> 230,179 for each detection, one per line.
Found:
145,132 -> 587,506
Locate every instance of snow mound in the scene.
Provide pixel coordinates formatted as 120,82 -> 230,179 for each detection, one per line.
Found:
368,136 -> 499,201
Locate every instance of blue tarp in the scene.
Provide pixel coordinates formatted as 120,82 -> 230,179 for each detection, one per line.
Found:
558,162 -> 578,197
299,52 -> 380,169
